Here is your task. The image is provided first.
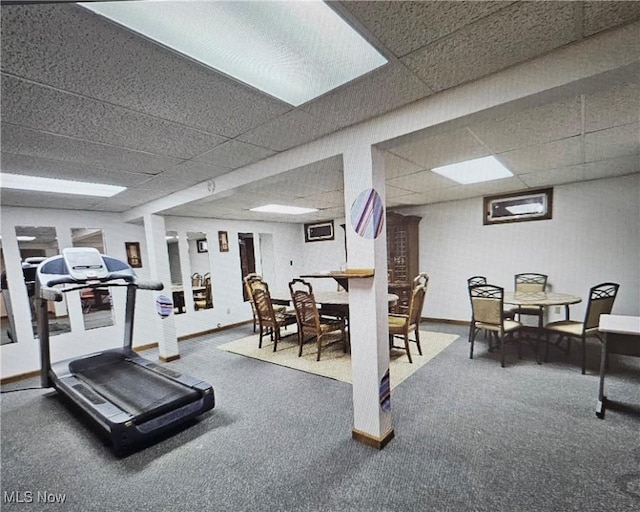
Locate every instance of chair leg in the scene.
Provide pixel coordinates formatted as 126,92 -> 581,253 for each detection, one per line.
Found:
298,332 -> 305,357
273,327 -> 280,352
316,335 -> 322,361
258,325 -> 264,348
342,326 -> 348,353
581,335 -> 586,375
469,327 -> 477,359
414,326 -> 422,356
404,333 -> 413,364
500,334 -> 506,368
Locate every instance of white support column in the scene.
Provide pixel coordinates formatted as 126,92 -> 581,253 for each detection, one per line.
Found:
143,214 -> 179,361
343,145 -> 393,449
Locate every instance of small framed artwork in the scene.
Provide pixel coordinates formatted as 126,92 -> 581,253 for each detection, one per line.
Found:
125,242 -> 142,268
218,231 -> 229,252
484,188 -> 553,225
197,239 -> 208,253
304,221 -> 335,242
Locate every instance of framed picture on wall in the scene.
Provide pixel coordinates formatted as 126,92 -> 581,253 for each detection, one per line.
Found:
197,239 -> 208,253
218,231 -> 229,252
125,242 -> 142,268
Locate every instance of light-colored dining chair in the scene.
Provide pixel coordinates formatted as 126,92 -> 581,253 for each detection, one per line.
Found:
466,276 -> 514,343
288,278 -> 347,361
468,283 -> 523,368
388,282 -> 427,363
544,282 -> 619,374
252,283 -> 297,351
511,273 -> 548,326
397,272 -> 429,314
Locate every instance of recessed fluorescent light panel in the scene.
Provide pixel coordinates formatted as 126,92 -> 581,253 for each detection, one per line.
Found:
0,173 -> 126,197
79,1 -> 388,106
431,156 -> 513,185
250,204 -> 318,215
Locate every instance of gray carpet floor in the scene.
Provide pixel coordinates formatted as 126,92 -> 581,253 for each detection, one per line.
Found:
1,322 -> 639,512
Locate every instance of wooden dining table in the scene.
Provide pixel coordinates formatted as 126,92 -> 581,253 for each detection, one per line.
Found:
272,290 -> 399,308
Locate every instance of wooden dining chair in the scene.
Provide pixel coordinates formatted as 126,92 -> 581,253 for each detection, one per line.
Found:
288,279 -> 347,361
194,276 -> 212,310
469,283 -> 522,368
544,282 -> 619,374
244,273 -> 285,332
252,284 -> 297,351
388,282 -> 427,363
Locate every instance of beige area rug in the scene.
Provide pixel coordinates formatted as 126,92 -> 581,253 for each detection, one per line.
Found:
218,329 -> 459,389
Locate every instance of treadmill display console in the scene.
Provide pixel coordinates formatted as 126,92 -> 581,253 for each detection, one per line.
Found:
62,248 -> 110,281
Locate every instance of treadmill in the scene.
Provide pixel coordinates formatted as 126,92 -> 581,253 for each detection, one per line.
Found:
37,247 -> 214,453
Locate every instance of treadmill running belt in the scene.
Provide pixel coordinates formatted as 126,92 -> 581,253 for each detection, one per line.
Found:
72,359 -> 198,420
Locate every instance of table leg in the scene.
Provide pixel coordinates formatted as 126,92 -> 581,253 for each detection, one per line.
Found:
596,334 -> 608,419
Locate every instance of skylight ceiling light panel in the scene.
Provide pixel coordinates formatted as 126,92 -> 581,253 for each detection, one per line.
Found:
79,1 -> 387,106
250,204 -> 318,215
0,173 -> 126,197
431,156 -> 513,185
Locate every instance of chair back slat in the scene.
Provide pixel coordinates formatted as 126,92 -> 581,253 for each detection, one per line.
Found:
515,273 -> 547,292
289,279 -> 320,331
584,282 -> 619,330
253,287 -> 277,328
467,276 -> 487,288
408,284 -> 427,325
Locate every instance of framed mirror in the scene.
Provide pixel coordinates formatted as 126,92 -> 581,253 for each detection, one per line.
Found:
187,232 -> 213,311
15,226 -> 71,338
166,231 -> 185,314
71,228 -> 115,330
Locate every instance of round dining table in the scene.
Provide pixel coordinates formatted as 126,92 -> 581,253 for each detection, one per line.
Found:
503,291 -> 582,309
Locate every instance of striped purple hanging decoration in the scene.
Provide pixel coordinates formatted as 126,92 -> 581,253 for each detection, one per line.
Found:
350,188 -> 384,239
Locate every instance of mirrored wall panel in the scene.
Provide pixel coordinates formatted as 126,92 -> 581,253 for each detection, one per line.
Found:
15,226 -> 71,339
72,228 -> 115,330
188,232 -> 213,311
167,231 -> 185,314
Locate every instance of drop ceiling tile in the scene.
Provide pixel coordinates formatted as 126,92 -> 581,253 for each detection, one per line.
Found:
582,155 -> 639,180
583,2 -> 640,36
402,2 -> 578,92
243,158 -> 344,196
386,184 -> 417,199
584,123 -> 640,162
386,169 -> 455,194
389,128 -> 489,169
0,152 -> 151,187
384,152 -> 423,179
0,189 -> 104,210
497,136 -> 583,174
237,110 -> 341,152
342,1 -> 510,58
519,166 -> 586,189
1,124 -> 181,175
584,81 -> 640,133
1,74 -> 227,159
301,62 -> 432,130
294,190 -> 344,209
193,140 -> 276,169
164,161 -> 232,181
469,96 -> 582,153
135,173 -> 198,193
1,5 -> 291,137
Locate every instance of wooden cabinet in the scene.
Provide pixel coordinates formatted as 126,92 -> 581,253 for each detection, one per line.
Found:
386,212 -> 421,308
